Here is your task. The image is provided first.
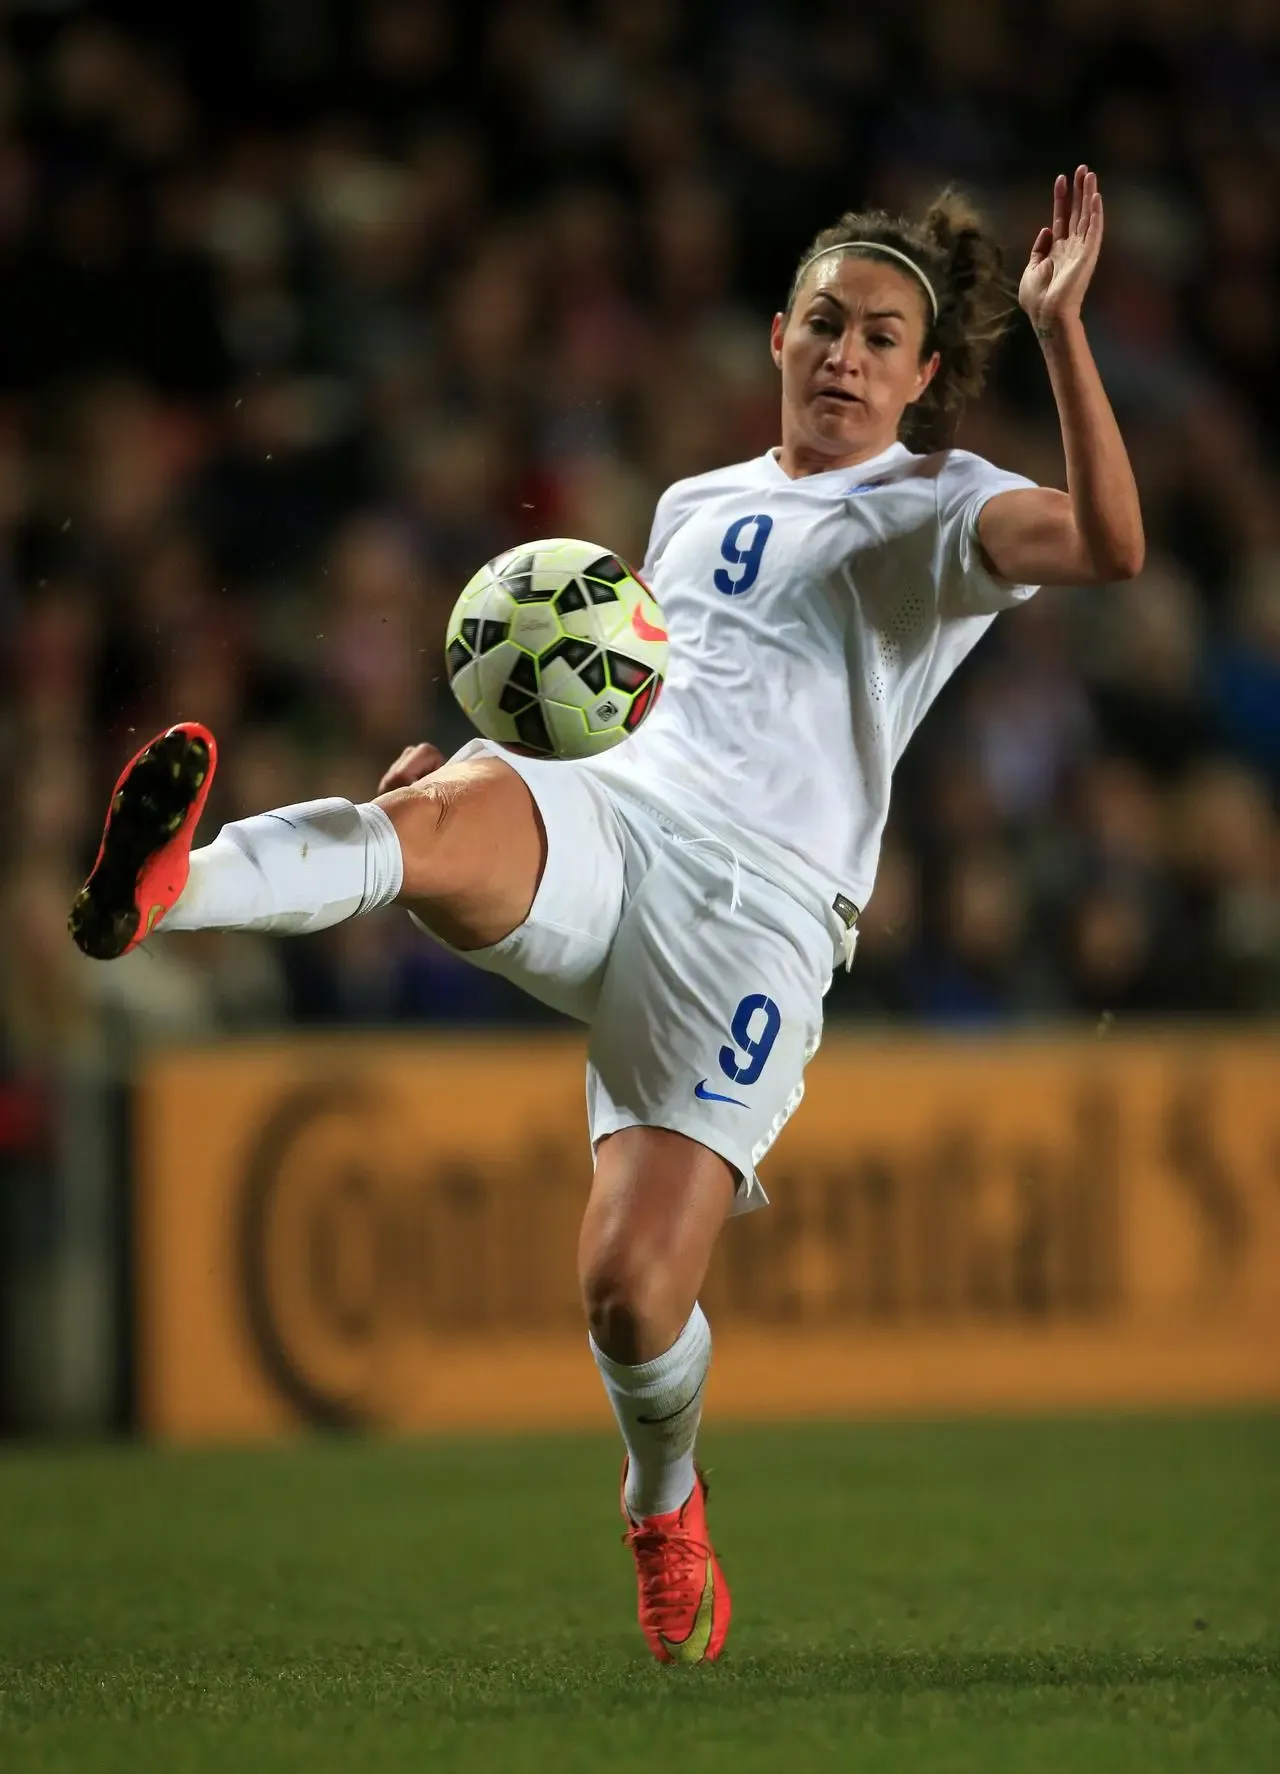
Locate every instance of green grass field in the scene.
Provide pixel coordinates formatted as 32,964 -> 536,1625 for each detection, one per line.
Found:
0,1416 -> 1276,1773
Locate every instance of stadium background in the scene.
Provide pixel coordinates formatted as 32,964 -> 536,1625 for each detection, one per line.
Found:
1,0 -> 1273,1411
0,0 -> 1277,1418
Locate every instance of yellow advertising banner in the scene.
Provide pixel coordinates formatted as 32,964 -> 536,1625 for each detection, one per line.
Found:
135,1033 -> 1280,1440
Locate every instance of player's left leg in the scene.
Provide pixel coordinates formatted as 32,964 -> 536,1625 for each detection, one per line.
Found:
580,1125 -> 736,1664
576,812 -> 835,1664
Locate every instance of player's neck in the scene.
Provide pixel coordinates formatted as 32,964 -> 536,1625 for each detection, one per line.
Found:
774,433 -> 900,480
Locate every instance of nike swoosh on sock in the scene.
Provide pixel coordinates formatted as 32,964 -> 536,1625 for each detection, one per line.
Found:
635,1378 -> 705,1426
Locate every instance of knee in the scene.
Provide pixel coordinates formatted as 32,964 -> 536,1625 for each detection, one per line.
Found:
377,760 -> 545,930
379,777 -> 459,864
580,1242 -> 682,1365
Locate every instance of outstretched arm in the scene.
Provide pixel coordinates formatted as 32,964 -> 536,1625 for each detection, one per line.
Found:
978,166 -> 1145,587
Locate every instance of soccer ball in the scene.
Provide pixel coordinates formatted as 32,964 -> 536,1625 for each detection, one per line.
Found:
445,538 -> 668,759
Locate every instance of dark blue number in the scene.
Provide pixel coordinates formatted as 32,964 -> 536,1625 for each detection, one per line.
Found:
719,993 -> 781,1086
713,513 -> 774,597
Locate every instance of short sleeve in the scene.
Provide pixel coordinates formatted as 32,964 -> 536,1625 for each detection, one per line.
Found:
641,479 -> 697,582
936,449 -> 1040,616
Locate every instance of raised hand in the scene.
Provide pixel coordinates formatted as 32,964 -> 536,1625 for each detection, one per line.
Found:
1019,166 -> 1104,334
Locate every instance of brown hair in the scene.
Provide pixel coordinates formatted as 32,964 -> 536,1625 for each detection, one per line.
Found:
786,189 -> 1015,452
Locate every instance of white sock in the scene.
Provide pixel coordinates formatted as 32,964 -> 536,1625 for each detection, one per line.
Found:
591,1304 -> 711,1521
164,799 -> 404,935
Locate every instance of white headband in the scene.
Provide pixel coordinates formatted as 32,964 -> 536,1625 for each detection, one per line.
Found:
796,240 -> 939,323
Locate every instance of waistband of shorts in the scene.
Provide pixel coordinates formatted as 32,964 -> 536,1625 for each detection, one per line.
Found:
464,740 -> 863,964
599,778 -> 860,956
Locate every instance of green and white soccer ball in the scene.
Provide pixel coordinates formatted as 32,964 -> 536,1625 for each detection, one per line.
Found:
445,538 -> 668,759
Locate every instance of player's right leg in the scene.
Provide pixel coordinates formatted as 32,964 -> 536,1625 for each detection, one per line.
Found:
69,725 -> 549,961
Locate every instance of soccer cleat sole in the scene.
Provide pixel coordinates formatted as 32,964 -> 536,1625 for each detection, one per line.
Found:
68,729 -> 212,960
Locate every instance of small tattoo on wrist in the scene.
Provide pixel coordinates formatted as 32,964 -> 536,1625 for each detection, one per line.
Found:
1035,323 -> 1055,342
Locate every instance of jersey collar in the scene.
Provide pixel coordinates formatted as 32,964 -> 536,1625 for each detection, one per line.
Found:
762,441 -> 909,488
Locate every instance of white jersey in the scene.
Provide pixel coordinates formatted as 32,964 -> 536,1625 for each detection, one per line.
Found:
589,441 -> 1038,937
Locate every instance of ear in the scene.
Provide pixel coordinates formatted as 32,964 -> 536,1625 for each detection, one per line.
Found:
770,311 -> 786,369
905,349 -> 941,406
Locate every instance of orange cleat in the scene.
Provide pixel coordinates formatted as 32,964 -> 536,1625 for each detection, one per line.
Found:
622,1464 -> 731,1664
69,723 -> 218,961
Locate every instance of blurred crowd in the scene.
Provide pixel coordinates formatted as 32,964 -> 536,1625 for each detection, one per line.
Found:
2,0 -> 1278,1066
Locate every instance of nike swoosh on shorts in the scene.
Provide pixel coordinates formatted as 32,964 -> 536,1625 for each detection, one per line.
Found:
693,1080 -> 748,1107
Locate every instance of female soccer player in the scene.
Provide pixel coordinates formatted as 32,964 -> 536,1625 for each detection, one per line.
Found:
71,168 -> 1141,1663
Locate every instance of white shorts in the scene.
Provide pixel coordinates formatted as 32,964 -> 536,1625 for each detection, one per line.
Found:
426,741 -> 837,1212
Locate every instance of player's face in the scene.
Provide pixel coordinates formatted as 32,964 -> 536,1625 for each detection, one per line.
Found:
770,257 -> 941,469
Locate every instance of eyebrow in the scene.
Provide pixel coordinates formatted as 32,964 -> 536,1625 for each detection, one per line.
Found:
807,292 -> 908,323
